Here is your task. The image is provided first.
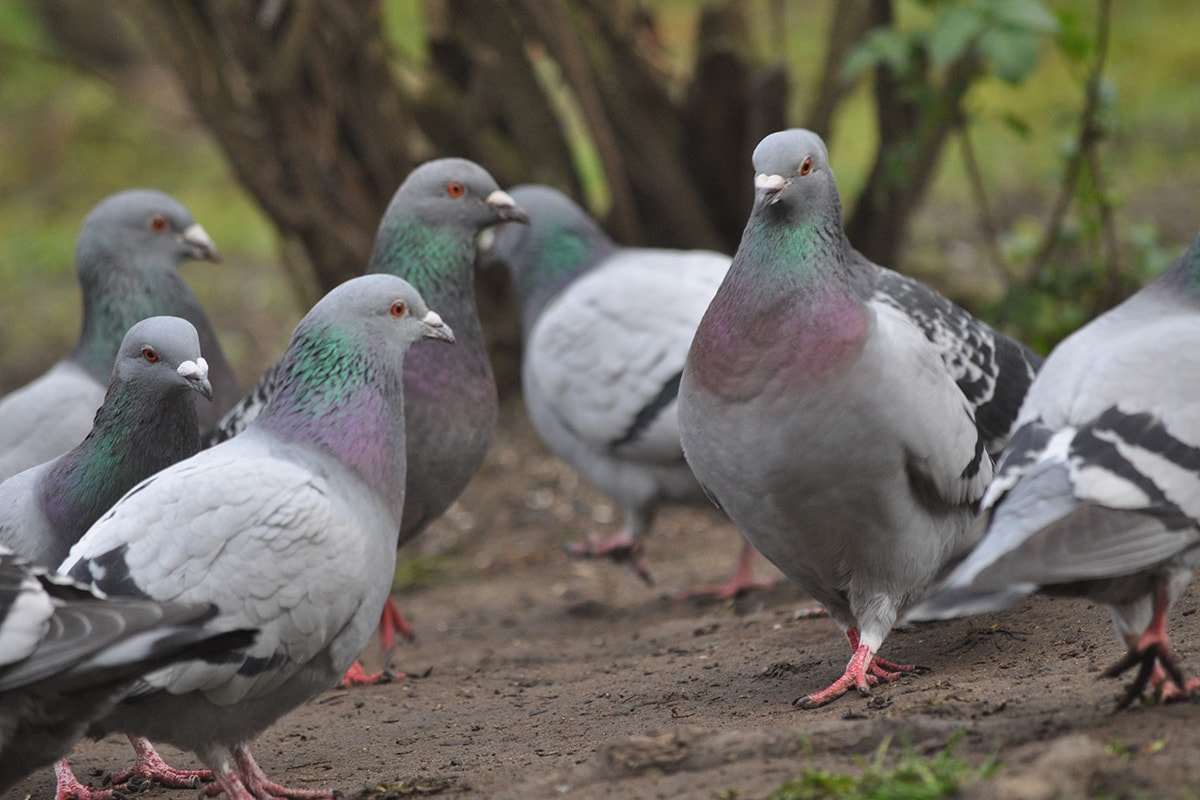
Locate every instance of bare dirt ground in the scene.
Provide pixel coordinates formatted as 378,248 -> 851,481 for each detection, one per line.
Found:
12,402 -> 1200,800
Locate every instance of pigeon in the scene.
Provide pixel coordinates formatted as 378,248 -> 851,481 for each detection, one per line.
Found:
0,189 -> 240,482
479,183 -> 768,594
677,128 -> 1041,708
0,315 -> 212,569
906,233 -> 1200,708
59,274 -> 453,800
206,158 -> 528,683
0,315 -> 215,800
0,546 -> 254,794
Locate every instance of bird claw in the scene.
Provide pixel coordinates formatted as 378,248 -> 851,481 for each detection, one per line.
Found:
562,534 -> 654,586
338,661 -> 400,688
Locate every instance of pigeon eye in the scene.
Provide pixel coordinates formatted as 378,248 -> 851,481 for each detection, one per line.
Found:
150,215 -> 168,232
141,346 -> 160,363
446,182 -> 466,198
390,301 -> 407,318
799,157 -> 813,177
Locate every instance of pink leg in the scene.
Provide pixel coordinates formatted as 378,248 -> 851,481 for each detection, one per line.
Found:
793,630 -> 928,709
205,756 -> 258,800
54,759 -> 122,800
563,530 -> 653,585
227,744 -> 336,800
337,660 -> 397,688
674,542 -> 774,600
1103,576 -> 1199,708
378,597 -> 414,652
794,643 -> 878,708
108,735 -> 211,789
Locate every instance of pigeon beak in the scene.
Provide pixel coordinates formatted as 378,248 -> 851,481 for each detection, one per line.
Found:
754,173 -> 788,208
485,190 -> 530,225
420,310 -> 455,344
178,357 -> 214,400
180,223 -> 220,262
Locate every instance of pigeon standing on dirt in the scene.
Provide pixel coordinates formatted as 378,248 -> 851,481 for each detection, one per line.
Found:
0,316 -> 216,800
207,159 -> 528,683
0,547 -> 254,794
60,275 -> 453,800
481,184 -> 768,595
0,190 -> 239,482
678,129 -> 1041,708
0,316 -> 212,569
906,233 -> 1200,708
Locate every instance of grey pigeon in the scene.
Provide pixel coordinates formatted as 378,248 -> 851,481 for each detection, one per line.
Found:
906,233 -> 1200,708
0,315 -> 212,569
678,129 -> 1041,708
0,546 -> 253,793
0,315 -> 213,800
206,159 -> 527,679
59,274 -> 453,800
0,190 -> 240,482
480,184 -> 767,593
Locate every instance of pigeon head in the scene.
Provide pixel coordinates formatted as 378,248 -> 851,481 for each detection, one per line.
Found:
69,190 -> 222,384
1153,230 -> 1200,302
76,190 -> 219,283
112,316 -> 213,402
750,129 -> 843,228
478,184 -> 617,333
368,158 -> 529,294
262,275 -> 453,491
38,316 -> 214,554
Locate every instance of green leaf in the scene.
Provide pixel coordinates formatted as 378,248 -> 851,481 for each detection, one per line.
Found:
979,27 -> 1043,83
1053,9 -> 1094,62
987,0 -> 1060,34
928,6 -> 987,67
1000,111 -> 1032,138
842,29 -> 914,82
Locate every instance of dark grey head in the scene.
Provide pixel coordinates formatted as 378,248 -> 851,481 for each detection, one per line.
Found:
477,184 -> 617,332
386,158 -> 530,233
112,316 -> 213,401
75,189 -> 219,284
750,129 -> 843,227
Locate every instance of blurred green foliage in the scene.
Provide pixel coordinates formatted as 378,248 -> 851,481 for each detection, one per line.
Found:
0,0 -> 1198,381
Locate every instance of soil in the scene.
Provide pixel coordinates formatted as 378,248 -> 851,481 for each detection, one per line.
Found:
11,402 -> 1200,800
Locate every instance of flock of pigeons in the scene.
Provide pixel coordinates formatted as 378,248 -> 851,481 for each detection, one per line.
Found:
1,128 -> 1197,799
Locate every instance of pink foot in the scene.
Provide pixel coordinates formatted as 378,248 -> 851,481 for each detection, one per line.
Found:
794,639 -> 928,709
563,532 -> 653,585
378,597 -> 413,653
55,759 -> 122,800
337,660 -> 398,688
794,644 -> 878,709
1103,576 -> 1197,709
202,744 -> 336,799
108,736 -> 210,790
674,542 -> 773,600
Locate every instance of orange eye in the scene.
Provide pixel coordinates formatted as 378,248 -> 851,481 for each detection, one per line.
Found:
446,182 -> 465,198
141,346 -> 160,363
799,157 -> 813,177
150,215 -> 168,232
390,300 -> 407,317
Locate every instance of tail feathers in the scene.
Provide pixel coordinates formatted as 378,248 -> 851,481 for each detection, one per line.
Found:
903,582 -> 1037,624
73,625 -> 257,690
0,597 -> 255,693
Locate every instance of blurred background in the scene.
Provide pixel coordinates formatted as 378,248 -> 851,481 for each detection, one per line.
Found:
1,0 -> 1197,396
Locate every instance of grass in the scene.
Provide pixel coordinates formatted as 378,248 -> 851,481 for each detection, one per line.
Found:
761,733 -> 999,800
